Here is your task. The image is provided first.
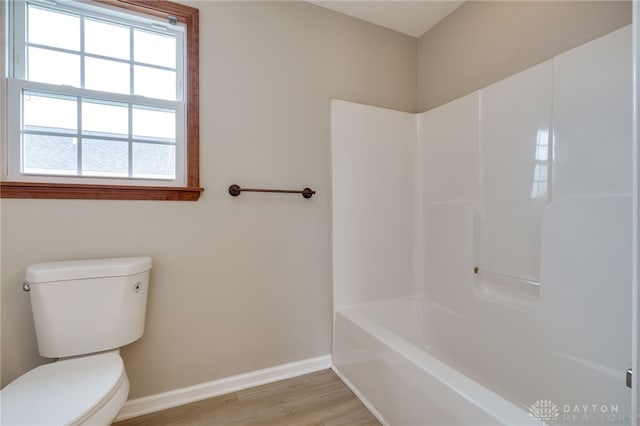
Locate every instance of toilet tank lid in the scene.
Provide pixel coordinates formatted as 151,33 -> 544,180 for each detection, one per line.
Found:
26,256 -> 152,283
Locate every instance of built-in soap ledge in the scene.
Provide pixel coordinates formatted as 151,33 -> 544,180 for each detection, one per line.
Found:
472,267 -> 539,311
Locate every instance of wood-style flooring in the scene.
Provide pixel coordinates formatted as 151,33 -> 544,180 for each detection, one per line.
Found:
114,369 -> 380,426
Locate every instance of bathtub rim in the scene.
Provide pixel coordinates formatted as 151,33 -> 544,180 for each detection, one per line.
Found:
333,296 -> 539,426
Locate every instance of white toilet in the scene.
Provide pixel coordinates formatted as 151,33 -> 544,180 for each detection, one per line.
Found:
1,256 -> 152,426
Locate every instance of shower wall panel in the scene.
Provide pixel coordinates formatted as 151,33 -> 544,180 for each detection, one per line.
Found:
331,100 -> 417,310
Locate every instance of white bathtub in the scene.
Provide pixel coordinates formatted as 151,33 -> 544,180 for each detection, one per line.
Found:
332,297 -> 539,426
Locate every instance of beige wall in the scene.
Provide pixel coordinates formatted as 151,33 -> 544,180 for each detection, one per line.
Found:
417,1 -> 632,111
0,1 -> 417,397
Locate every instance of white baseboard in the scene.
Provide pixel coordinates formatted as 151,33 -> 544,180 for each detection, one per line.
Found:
116,355 -> 332,421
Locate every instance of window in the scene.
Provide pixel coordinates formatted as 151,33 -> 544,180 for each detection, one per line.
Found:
1,0 -> 201,200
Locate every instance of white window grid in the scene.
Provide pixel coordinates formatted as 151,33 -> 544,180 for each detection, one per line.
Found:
4,0 -> 187,187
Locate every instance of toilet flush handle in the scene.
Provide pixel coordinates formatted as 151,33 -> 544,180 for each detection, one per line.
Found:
22,282 -> 30,292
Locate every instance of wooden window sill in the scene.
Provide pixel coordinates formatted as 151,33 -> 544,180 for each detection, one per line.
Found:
0,181 -> 204,201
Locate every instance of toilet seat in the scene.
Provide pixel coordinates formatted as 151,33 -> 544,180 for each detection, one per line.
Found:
1,351 -> 128,426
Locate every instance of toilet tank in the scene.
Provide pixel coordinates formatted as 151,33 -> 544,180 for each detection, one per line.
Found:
25,257 -> 152,358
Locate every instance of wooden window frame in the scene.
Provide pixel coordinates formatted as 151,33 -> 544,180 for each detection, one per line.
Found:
1,0 -> 202,201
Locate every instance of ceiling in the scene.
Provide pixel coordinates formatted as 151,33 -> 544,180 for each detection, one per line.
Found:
307,1 -> 465,38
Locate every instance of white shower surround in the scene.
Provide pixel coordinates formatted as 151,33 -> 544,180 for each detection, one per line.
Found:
332,26 -> 632,425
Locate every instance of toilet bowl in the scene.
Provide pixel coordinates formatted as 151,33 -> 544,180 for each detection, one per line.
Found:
0,257 -> 152,426
1,351 -> 129,426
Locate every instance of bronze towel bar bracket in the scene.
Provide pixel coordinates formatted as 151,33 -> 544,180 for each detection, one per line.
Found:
228,184 -> 316,199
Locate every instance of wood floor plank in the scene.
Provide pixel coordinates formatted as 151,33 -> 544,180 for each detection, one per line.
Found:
114,369 -> 380,426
